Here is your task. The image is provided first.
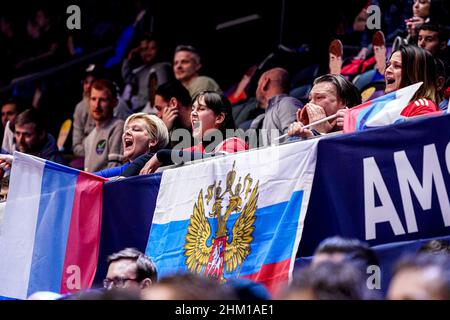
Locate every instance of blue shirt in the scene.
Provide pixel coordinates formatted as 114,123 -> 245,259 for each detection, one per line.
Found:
94,162 -> 131,178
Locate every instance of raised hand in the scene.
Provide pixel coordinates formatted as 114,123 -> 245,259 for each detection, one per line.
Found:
336,107 -> 349,130
406,16 -> 425,38
288,122 -> 314,139
302,103 -> 334,133
161,106 -> 179,131
0,154 -> 14,171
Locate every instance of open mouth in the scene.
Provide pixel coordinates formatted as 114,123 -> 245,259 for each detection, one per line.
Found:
386,77 -> 395,85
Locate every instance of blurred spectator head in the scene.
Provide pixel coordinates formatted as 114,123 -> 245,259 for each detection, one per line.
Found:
310,74 -> 361,115
225,278 -> 272,300
0,175 -> 9,202
413,0 -> 431,19
312,236 -> 378,272
255,67 -> 291,109
173,45 -> 202,84
191,91 -> 235,139
419,239 -> 450,255
123,113 -> 169,161
388,253 -> 450,300
83,74 -> 97,97
27,291 -> 62,300
142,273 -> 236,300
154,80 -> 192,130
139,33 -> 159,65
105,247 -> 157,291
411,0 -> 450,25
353,7 -> 368,33
385,45 -> 439,103
34,8 -> 51,30
283,261 -> 375,300
1,100 -> 18,127
82,65 -> 101,97
435,58 -> 447,95
0,14 -> 14,37
64,288 -> 141,300
14,108 -> 47,154
89,79 -> 118,123
26,18 -> 40,39
418,23 -> 449,55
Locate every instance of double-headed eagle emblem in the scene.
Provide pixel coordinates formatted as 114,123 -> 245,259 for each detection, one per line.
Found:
184,162 -> 259,281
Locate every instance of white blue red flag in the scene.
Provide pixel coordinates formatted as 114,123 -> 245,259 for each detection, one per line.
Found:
146,138 -> 320,294
344,82 -> 423,133
0,152 -> 106,299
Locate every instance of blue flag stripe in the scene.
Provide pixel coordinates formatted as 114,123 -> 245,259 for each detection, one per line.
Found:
147,191 -> 303,278
27,163 -> 79,296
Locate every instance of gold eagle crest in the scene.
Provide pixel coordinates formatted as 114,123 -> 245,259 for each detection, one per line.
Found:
183,162 -> 258,281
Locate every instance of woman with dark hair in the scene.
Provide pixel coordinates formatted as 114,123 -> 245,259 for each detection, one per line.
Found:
327,45 -> 440,132
384,44 -> 440,116
123,91 -> 247,176
406,0 -> 448,42
187,91 -> 244,153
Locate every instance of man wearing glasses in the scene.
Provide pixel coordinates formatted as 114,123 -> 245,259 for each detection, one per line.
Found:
104,248 -> 157,290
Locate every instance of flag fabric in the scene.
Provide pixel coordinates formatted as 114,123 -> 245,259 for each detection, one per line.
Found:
146,138 -> 320,294
344,82 -> 423,133
0,201 -> 5,228
0,152 -> 106,300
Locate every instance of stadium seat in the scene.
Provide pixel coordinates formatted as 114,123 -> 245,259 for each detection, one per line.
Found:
291,64 -> 320,88
289,84 -> 311,105
353,69 -> 378,91
359,81 -> 386,102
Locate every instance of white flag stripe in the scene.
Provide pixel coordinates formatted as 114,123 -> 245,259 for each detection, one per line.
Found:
0,202 -> 5,228
0,152 -> 45,299
153,138 -> 320,225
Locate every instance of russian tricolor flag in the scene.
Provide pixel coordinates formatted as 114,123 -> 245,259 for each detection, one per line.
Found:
0,152 -> 106,300
344,82 -> 423,133
146,138 -> 319,295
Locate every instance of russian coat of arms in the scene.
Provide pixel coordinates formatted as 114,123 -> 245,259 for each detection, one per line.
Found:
184,162 -> 259,281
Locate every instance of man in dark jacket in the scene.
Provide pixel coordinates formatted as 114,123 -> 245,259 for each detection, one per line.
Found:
14,108 -> 64,164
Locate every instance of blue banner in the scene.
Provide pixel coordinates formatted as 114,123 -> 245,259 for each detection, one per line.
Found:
300,114 -> 450,256
94,173 -> 162,285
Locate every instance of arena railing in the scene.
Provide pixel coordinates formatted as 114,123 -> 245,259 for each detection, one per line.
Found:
0,46 -> 113,95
